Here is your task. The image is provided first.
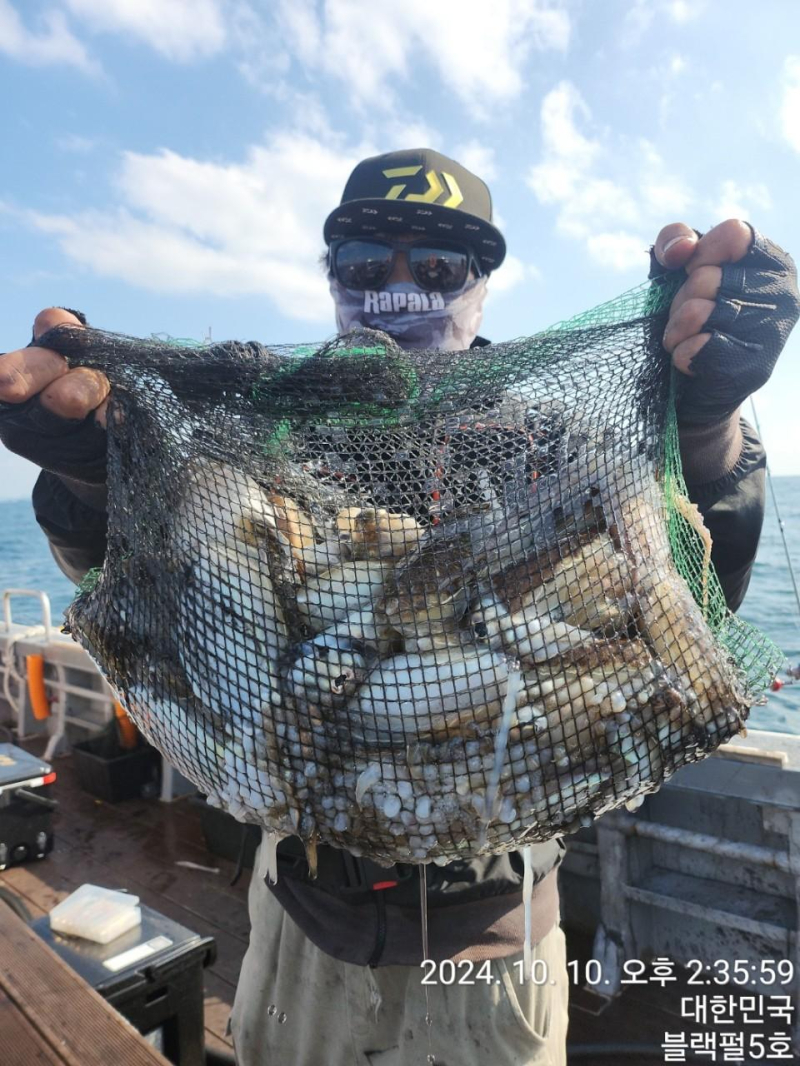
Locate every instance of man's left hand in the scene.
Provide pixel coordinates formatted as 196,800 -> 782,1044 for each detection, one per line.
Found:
650,219 -> 800,422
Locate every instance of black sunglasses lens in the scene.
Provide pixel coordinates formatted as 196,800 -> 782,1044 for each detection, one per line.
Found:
334,240 -> 393,289
409,245 -> 470,292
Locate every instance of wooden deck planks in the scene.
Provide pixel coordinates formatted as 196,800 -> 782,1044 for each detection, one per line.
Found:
0,743 -> 246,1054
0,986 -> 65,1066
0,904 -> 170,1066
7,739 -> 776,1063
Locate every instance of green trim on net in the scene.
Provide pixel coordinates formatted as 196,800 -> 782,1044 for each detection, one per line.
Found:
546,275 -> 681,333
254,343 -> 421,432
76,567 -> 102,596
662,371 -> 784,696
149,333 -> 209,347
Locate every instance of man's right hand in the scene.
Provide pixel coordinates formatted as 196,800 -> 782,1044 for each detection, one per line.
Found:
0,307 -> 110,427
0,308 -> 110,485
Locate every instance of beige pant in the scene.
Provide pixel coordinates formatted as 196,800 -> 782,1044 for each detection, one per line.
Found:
230,848 -> 569,1066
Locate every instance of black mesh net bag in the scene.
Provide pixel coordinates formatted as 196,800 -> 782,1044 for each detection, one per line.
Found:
37,277 -> 780,865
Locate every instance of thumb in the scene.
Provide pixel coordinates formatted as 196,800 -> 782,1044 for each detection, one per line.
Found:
653,224 -> 699,271
33,307 -> 86,342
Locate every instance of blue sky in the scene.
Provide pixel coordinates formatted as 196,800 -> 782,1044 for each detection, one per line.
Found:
1,0 -> 799,499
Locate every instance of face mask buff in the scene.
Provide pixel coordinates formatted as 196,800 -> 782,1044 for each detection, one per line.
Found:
330,276 -> 488,352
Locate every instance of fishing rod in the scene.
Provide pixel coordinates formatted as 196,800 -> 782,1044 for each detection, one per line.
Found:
750,398 -> 800,689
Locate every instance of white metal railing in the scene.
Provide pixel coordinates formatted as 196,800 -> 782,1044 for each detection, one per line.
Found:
0,587 -> 188,800
0,587 -> 114,758
1,589 -> 54,734
2,588 -> 52,639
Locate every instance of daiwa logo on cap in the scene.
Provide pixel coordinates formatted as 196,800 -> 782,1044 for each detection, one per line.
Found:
364,290 -> 445,313
382,166 -> 464,208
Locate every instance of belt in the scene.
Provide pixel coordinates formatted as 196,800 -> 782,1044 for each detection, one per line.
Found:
275,835 -> 417,905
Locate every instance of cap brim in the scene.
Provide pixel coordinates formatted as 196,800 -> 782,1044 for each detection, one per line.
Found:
323,198 -> 506,274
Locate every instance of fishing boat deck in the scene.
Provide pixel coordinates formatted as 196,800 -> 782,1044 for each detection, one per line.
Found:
0,738 -> 782,1065
0,738 -> 246,1058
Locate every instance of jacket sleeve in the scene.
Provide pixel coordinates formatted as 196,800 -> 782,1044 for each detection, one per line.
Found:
0,317 -> 109,585
682,417 -> 766,614
31,471 -> 108,584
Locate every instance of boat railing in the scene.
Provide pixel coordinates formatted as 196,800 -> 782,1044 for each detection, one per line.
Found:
561,732 -> 800,1049
3,588 -> 53,639
0,587 -> 115,761
0,587 -> 196,802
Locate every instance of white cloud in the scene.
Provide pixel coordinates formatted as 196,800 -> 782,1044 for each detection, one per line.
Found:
0,1 -> 98,72
489,254 -> 542,293
621,0 -> 655,45
18,122 -> 534,322
780,56 -> 800,154
379,119 -> 441,152
585,232 -> 648,273
63,0 -> 226,61
271,0 -> 570,114
32,208 -> 332,318
712,180 -> 772,222
638,142 -> 694,216
537,81 -> 600,175
666,0 -> 698,23
669,53 -> 687,75
55,133 -> 99,153
0,0 -> 569,111
621,0 -> 702,47
453,141 -> 498,183
228,2 -> 291,89
527,82 -> 695,271
27,132 -> 374,324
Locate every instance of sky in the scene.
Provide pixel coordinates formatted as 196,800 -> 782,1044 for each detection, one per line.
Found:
0,0 -> 799,499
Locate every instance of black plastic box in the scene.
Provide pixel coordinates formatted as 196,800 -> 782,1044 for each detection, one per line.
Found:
0,743 -> 56,869
33,902 -> 215,1066
72,732 -> 161,803
191,794 -> 260,869
0,792 -> 54,869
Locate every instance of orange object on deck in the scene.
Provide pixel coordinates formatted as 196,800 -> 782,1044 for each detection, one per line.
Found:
114,700 -> 138,749
26,654 -> 51,720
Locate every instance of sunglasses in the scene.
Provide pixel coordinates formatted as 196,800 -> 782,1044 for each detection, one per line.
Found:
328,237 -> 483,294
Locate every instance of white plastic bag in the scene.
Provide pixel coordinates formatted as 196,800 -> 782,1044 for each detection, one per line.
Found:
49,883 -> 141,944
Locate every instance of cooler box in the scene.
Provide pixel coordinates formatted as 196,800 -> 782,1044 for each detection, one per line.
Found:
71,731 -> 160,803
0,742 -> 55,869
33,902 -> 216,1066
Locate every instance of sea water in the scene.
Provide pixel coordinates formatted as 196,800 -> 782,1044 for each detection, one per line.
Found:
1,479 -> 799,732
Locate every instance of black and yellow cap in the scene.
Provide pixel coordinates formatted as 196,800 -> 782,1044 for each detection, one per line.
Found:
324,148 -> 506,274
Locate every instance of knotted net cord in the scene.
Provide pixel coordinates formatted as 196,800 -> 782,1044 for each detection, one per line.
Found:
31,276 -> 779,864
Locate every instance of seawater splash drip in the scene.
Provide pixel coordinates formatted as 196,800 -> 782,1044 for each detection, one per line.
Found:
478,664 -> 523,849
304,835 -> 319,880
522,845 -> 533,982
420,865 -> 435,1066
267,832 -> 279,884
258,831 -> 279,885
366,968 -> 383,1021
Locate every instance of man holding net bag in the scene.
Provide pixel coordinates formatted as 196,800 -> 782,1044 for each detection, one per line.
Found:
1,148 -> 798,1066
